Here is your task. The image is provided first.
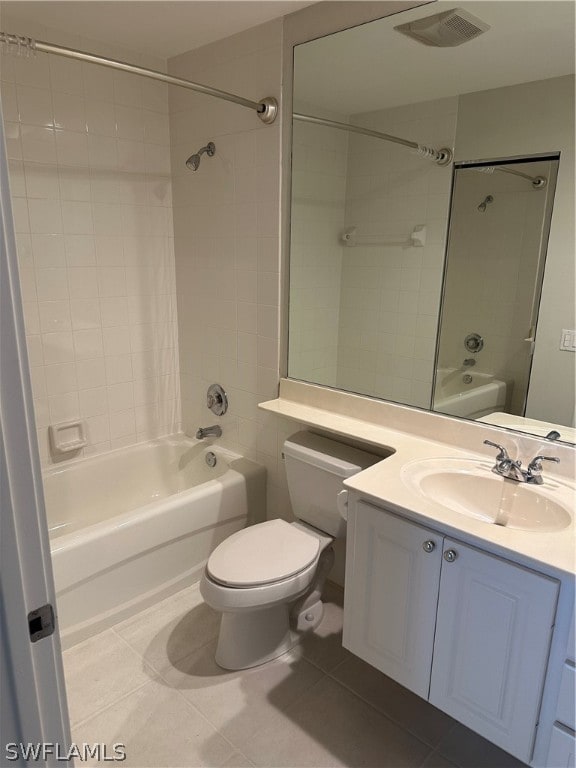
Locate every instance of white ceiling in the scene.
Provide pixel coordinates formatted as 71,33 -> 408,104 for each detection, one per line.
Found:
294,1 -> 576,115
1,1 -> 315,59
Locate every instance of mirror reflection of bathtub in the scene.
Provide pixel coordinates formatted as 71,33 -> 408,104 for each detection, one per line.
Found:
288,2 -> 575,441
432,368 -> 507,419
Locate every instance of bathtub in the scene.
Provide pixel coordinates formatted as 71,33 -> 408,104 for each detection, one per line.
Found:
44,436 -> 266,647
433,368 -> 507,419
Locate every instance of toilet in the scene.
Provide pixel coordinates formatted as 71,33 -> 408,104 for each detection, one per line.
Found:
200,431 -> 378,670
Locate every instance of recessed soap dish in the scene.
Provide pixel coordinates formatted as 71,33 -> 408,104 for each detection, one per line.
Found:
48,421 -> 87,454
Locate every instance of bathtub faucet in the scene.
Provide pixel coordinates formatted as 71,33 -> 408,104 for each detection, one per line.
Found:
196,425 -> 222,440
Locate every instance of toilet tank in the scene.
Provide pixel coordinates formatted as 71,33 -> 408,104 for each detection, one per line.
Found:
283,432 -> 381,538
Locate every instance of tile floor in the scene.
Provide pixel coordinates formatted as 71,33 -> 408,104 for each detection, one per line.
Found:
63,584 -> 527,768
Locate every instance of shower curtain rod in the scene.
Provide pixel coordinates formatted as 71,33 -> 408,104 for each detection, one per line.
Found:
472,164 -> 547,189
0,32 -> 278,124
293,112 -> 453,167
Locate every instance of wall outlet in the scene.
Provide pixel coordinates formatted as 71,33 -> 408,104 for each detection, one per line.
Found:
559,329 -> 576,352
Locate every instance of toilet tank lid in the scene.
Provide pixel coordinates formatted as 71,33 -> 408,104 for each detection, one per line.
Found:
283,431 -> 381,479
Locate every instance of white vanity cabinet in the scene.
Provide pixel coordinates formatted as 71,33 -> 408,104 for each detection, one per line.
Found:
343,500 -> 560,763
343,500 -> 443,698
546,613 -> 575,767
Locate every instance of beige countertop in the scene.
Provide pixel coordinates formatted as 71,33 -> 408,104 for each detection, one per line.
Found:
260,392 -> 576,578
343,442 -> 575,579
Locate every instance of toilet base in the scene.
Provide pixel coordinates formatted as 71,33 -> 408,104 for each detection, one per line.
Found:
215,604 -> 297,670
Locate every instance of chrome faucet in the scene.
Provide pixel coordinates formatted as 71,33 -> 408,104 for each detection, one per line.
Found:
483,440 -> 559,484
484,440 -> 525,482
525,455 -> 561,485
196,425 -> 222,440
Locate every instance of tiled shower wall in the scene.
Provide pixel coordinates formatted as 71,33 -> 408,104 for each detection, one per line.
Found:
288,106 -> 348,388
337,97 -> 458,407
1,17 -> 180,465
436,161 -> 556,416
168,20 -> 299,520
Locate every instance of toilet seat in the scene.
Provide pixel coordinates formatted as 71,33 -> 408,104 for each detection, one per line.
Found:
207,519 -> 320,588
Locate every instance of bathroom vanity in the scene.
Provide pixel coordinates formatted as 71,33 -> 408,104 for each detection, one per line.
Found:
342,452 -> 575,767
344,497 -> 565,764
260,383 -> 576,768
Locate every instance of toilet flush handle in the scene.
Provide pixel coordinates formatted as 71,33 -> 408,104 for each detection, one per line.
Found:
337,489 -> 349,520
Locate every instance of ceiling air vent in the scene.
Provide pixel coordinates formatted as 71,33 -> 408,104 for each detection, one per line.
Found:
394,8 -> 490,47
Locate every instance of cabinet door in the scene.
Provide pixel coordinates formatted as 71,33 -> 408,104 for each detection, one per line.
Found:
343,501 -> 443,699
547,725 -> 576,768
430,538 -> 559,763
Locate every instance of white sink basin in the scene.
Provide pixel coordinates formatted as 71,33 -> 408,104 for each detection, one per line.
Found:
402,458 -> 573,531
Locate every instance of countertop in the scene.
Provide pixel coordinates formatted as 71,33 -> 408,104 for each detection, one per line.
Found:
260,394 -> 576,578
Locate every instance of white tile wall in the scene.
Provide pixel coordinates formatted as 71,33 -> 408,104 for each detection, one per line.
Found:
288,106 -> 348,388
1,17 -> 180,465
436,160 -> 555,415
168,19 -> 300,520
336,98 -> 458,407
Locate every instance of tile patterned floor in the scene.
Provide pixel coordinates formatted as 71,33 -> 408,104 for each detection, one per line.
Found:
63,584 -> 527,768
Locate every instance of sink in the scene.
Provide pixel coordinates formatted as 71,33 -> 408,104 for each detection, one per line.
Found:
401,458 -> 572,531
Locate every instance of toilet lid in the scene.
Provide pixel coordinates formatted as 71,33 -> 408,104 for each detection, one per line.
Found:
207,519 -> 320,587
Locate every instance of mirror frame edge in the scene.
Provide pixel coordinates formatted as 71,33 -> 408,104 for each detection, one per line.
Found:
280,1 -> 576,446
280,1 -> 432,381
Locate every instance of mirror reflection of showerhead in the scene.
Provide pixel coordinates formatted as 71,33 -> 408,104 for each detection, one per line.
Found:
478,194 -> 494,212
185,141 -> 216,171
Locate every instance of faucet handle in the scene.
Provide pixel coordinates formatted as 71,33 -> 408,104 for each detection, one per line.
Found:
527,455 -> 560,472
483,440 -> 511,462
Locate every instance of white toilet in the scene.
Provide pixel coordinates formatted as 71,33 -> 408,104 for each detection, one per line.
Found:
200,431 -> 378,670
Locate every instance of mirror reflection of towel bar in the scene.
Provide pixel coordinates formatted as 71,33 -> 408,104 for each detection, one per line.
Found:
341,225 -> 426,248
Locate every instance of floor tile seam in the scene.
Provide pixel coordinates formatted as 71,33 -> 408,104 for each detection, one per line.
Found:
300,653 -> 349,676
148,633 -> 222,680
417,747 -> 443,768
110,619 -> 219,675
108,583 -> 205,639
322,670 -> 440,753
110,624 -> 165,678
431,721 -> 471,768
151,651 -> 331,749
69,677 -> 154,731
158,682 -> 256,765
278,662 -> 332,715
279,669 -> 338,718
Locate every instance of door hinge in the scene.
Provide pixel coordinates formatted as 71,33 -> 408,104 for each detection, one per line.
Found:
28,604 -> 55,643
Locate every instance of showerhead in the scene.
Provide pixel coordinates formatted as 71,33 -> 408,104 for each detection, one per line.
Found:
186,154 -> 201,171
477,194 -> 494,212
186,141 -> 216,171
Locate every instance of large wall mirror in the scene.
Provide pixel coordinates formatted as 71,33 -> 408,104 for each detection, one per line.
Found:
287,1 -> 575,443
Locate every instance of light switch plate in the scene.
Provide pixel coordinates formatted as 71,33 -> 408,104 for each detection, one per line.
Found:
559,329 -> 576,352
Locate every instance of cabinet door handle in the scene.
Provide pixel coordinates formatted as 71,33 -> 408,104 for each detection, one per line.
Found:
444,549 -> 458,563
422,540 -> 436,553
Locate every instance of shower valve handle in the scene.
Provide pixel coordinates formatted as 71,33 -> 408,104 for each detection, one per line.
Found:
206,383 -> 228,416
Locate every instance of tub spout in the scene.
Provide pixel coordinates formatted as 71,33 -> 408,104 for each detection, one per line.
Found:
196,425 -> 222,439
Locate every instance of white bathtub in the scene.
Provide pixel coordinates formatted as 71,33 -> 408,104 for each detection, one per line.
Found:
44,436 -> 266,647
433,368 -> 507,419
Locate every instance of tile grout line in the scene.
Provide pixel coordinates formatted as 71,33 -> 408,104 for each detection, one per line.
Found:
65,627 -> 162,730
150,656 -> 258,767
72,589 -> 438,764
323,666 -> 440,756
110,621 -> 164,670
68,616 -> 440,767
69,676 -> 153,731
72,627 -> 253,766
111,619 -> 221,679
